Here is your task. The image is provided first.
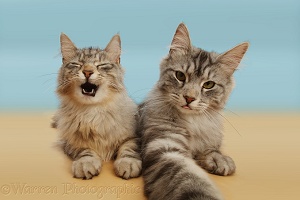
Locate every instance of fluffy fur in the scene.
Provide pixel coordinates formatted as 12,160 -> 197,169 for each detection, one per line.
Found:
53,33 -> 141,180
138,23 -> 249,199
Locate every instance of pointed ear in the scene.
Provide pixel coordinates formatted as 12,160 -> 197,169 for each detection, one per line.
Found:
60,33 -> 77,62
105,34 -> 121,64
169,23 -> 192,55
218,42 -> 249,74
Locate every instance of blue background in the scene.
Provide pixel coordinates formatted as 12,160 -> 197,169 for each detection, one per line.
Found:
0,0 -> 299,112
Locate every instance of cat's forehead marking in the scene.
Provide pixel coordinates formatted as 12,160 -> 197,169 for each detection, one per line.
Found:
183,60 -> 195,75
174,50 -> 213,80
78,48 -> 103,63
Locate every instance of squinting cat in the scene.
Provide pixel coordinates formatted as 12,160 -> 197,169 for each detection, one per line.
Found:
52,33 -> 141,180
138,23 -> 249,199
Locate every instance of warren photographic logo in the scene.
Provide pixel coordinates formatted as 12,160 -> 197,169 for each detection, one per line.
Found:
1,182 -> 141,199
1,183 -> 57,195
62,183 -> 141,199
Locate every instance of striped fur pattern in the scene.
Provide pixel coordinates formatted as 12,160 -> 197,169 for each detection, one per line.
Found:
138,23 -> 249,199
53,33 -> 141,180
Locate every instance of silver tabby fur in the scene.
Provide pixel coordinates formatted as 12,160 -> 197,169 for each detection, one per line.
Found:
53,33 -> 141,180
138,23 -> 249,200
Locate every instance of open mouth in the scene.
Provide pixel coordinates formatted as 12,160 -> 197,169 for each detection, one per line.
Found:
80,82 -> 98,97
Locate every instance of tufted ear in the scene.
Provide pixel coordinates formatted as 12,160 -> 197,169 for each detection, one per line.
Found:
218,42 -> 249,74
60,33 -> 77,63
169,23 -> 192,56
105,34 -> 121,64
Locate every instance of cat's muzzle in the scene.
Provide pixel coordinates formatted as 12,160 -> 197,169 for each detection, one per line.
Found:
80,82 -> 98,97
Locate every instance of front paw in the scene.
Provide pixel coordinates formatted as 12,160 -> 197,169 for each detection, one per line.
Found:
72,156 -> 101,180
114,157 -> 142,179
199,152 -> 236,176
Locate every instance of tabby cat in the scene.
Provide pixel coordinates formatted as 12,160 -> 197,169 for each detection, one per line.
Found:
138,23 -> 249,199
53,33 -> 141,180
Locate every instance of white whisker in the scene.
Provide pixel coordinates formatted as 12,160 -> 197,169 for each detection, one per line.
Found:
206,107 -> 241,136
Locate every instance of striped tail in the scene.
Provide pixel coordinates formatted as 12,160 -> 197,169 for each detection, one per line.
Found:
143,150 -> 223,200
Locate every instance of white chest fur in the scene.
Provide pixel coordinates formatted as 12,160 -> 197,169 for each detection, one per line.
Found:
184,113 -> 223,155
57,97 -> 136,161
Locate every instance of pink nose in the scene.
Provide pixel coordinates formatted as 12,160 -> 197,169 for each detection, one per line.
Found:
82,70 -> 94,79
184,96 -> 195,104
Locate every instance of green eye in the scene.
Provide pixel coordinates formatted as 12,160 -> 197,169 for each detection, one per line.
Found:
203,81 -> 215,89
175,71 -> 186,82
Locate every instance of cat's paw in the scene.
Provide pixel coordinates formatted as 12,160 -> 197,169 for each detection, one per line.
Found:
114,157 -> 142,179
199,152 -> 236,176
72,156 -> 101,180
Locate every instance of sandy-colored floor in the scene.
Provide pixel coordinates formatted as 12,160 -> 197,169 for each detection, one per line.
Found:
0,112 -> 299,200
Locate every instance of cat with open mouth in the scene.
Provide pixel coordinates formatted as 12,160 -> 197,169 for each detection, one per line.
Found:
52,33 -> 141,180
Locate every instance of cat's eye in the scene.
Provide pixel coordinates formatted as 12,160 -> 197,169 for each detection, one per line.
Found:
96,63 -> 109,68
175,71 -> 186,82
203,81 -> 215,89
66,62 -> 81,68
96,63 -> 113,71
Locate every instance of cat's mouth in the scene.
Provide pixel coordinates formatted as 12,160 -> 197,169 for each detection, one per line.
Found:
80,82 -> 98,97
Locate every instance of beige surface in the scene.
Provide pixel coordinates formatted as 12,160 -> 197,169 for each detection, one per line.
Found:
0,112 -> 299,200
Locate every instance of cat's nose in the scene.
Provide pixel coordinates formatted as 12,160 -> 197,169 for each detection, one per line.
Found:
184,96 -> 195,104
82,70 -> 94,79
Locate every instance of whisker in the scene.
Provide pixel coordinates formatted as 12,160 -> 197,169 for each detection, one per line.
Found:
140,97 -> 173,113
224,108 -> 240,117
198,105 -> 222,130
206,107 -> 241,136
42,78 -> 56,86
36,73 -> 59,78
129,88 -> 152,98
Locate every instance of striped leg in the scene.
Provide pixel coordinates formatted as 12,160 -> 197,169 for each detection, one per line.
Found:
114,138 -> 142,179
142,138 -> 222,200
63,144 -> 101,180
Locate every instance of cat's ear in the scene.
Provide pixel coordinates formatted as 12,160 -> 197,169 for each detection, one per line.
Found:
218,42 -> 249,74
169,23 -> 192,56
105,34 -> 121,64
60,33 -> 77,63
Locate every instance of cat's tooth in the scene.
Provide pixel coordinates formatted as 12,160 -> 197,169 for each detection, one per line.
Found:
82,88 -> 95,94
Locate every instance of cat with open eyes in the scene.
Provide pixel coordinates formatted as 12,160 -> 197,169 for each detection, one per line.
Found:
52,33 -> 141,180
138,23 -> 249,199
